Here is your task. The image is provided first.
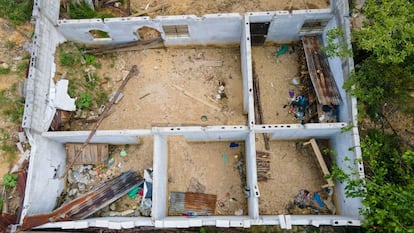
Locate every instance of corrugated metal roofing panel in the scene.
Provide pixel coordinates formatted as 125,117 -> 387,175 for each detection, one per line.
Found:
302,36 -> 342,106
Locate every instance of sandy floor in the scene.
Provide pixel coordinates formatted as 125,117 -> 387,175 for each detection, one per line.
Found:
167,136 -> 247,215
252,45 -> 302,124
96,47 -> 246,130
255,139 -> 326,215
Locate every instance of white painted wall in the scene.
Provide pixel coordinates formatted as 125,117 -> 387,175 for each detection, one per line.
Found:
57,14 -> 242,46
249,10 -> 332,43
22,134 -> 66,217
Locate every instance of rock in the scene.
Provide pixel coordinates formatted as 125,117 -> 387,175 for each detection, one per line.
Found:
12,56 -> 22,61
78,183 -> 86,192
23,42 -> 33,53
1,62 -> 9,69
110,204 -> 116,211
68,189 -> 78,196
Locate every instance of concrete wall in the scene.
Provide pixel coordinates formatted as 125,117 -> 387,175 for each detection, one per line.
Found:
152,126 -> 249,141
23,0 -> 365,229
152,134 -> 168,220
42,130 -> 151,144
249,9 -> 332,43
23,0 -> 65,133
21,134 -> 66,217
252,123 -> 347,140
331,131 -> 364,218
57,14 -> 242,46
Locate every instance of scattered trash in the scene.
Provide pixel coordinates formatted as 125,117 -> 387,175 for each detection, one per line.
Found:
287,95 -> 309,125
235,208 -> 243,216
109,91 -> 124,104
285,188 -> 336,215
276,45 -> 289,58
221,152 -> 228,165
22,171 -> 143,230
120,149 -> 127,157
107,157 -> 115,168
229,142 -> 239,148
128,186 -> 139,199
200,115 -> 208,122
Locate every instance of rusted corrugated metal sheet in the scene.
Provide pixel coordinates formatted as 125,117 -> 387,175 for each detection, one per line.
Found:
0,214 -> 17,233
21,170 -> 143,230
169,192 -> 217,216
302,36 -> 342,106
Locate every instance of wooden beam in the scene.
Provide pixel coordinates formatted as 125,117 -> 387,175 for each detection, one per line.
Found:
303,138 -> 335,188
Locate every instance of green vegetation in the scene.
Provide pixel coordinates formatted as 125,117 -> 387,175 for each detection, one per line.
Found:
322,27 -> 353,58
69,1 -> 98,19
331,130 -> 414,233
58,43 -> 111,113
76,93 -> 93,109
2,173 -> 18,189
345,0 -> 414,119
0,129 -> 16,165
0,0 -> 33,25
0,66 -> 11,74
84,54 -> 101,68
0,84 -> 25,124
68,1 -> 114,19
337,1 -> 414,232
5,40 -> 16,49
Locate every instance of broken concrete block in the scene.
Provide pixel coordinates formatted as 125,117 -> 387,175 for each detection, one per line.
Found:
54,79 -> 76,111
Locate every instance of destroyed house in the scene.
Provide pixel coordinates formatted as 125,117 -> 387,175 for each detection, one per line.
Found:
18,0 -> 364,231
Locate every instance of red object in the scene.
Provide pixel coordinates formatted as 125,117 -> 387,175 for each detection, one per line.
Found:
138,189 -> 144,196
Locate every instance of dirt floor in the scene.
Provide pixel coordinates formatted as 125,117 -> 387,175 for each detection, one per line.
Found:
70,47 -> 247,130
96,0 -> 330,18
252,45 -> 302,124
255,138 -> 328,215
167,136 -> 247,216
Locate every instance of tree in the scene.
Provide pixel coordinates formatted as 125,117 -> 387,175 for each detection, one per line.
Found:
354,0 -> 414,64
345,0 -> 414,119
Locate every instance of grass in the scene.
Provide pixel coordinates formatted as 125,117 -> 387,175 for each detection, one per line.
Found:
69,1 -> 97,19
5,40 -> 16,49
0,0 -> 33,25
0,66 -> 11,74
0,128 -> 17,166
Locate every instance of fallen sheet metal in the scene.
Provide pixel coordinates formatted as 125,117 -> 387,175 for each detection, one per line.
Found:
302,36 -> 342,106
169,192 -> 217,216
0,214 -> 17,232
21,170 -> 143,230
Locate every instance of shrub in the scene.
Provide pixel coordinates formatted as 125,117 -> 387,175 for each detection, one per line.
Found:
76,93 -> 92,109
0,0 -> 33,25
2,173 -> 18,189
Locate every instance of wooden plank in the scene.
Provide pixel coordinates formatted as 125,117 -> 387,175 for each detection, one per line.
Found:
66,144 -> 109,165
303,138 -> 334,187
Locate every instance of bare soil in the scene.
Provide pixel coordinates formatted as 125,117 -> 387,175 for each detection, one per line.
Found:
129,0 -> 329,17
167,136 -> 247,216
252,45 -> 302,124
88,47 -> 246,130
0,18 -> 32,179
255,139 -> 327,215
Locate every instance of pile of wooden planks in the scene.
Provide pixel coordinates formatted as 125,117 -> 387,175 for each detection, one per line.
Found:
256,151 -> 271,182
252,64 -> 270,150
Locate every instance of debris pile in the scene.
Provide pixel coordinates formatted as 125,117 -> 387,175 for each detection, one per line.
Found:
256,151 -> 271,182
285,188 -> 336,215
